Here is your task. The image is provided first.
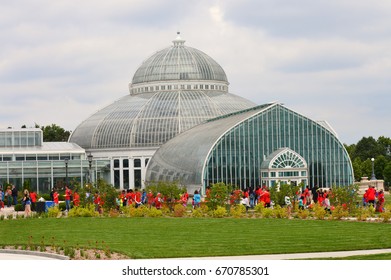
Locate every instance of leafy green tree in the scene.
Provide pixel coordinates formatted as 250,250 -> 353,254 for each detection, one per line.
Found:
383,163 -> 391,190
206,182 -> 232,210
270,182 -> 301,207
374,155 -> 387,180
38,123 -> 71,142
353,137 -> 383,160
329,184 -> 359,212
351,158 -> 364,181
95,179 -> 118,212
361,159 -> 373,178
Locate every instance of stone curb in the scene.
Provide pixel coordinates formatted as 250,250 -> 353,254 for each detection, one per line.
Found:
0,249 -> 69,260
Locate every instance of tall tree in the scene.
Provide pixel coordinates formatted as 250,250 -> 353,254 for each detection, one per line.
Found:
40,124 -> 71,142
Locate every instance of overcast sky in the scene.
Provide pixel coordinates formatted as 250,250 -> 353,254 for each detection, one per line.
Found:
1,0 -> 390,144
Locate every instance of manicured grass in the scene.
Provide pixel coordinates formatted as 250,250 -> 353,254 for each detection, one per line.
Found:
1,217 -> 391,259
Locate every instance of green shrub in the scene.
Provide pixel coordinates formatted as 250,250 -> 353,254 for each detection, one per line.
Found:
213,206 -> 227,218
274,205 -> 288,219
379,206 -> 391,222
191,207 -> 204,218
129,205 -> 148,217
146,207 -> 163,217
14,204 -> 24,211
68,205 -> 98,217
59,202 -> 66,211
313,204 -> 327,220
296,209 -> 310,219
254,203 -> 265,216
173,204 -> 187,217
47,206 -> 61,218
331,205 -> 349,220
230,204 -> 246,218
262,207 -> 274,218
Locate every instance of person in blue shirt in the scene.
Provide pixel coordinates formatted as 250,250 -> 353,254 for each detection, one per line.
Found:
193,190 -> 201,208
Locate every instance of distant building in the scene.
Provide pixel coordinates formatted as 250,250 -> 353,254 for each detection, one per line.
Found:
0,128 -> 109,193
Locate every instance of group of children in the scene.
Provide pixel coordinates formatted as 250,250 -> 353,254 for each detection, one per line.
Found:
116,189 -> 190,210
363,186 -> 385,212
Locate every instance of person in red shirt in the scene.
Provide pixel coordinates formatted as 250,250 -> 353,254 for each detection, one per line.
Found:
154,193 -> 162,209
93,191 -> 101,213
258,187 -> 265,206
180,191 -> 189,207
125,189 -> 133,206
73,191 -> 80,207
317,189 -> 324,206
65,186 -> 72,211
366,186 -> 376,207
262,188 -> 271,208
29,190 -> 37,212
376,190 -> 385,212
53,189 -> 59,206
147,190 -> 154,208
134,189 -> 142,208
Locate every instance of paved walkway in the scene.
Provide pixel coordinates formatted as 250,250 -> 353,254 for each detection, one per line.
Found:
176,248 -> 391,260
0,249 -> 69,260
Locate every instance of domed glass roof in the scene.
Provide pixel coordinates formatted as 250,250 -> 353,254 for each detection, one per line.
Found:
131,33 -> 228,85
69,34 -> 256,150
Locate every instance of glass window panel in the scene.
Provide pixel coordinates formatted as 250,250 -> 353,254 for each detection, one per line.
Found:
134,159 -> 141,168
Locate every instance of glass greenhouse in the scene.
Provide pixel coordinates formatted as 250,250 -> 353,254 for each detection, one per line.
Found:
146,103 -> 354,193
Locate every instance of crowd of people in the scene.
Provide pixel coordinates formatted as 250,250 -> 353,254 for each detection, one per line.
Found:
0,183 -> 387,217
230,184 -> 387,214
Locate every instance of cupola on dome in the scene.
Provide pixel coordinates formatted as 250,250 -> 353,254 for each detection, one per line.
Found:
130,33 -> 228,89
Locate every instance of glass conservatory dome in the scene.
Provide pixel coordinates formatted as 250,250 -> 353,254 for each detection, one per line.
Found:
69,34 -> 256,150
131,33 -> 228,86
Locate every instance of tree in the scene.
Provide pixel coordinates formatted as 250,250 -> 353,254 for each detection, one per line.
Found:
206,182 -> 232,210
329,184 -> 359,212
39,124 -> 71,142
270,182 -> 301,207
353,137 -> 383,160
351,158 -> 364,181
383,163 -> 391,190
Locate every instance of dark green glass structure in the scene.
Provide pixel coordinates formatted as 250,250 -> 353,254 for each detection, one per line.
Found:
146,103 -> 354,193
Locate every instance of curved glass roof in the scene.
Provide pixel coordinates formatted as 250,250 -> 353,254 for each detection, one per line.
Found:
146,103 -> 354,189
69,91 -> 256,149
131,34 -> 228,86
70,33 -> 256,150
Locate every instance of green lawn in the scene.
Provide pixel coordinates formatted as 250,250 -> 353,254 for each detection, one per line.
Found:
1,217 -> 391,259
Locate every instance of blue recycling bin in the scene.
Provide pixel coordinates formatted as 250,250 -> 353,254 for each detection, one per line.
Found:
45,201 -> 55,212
